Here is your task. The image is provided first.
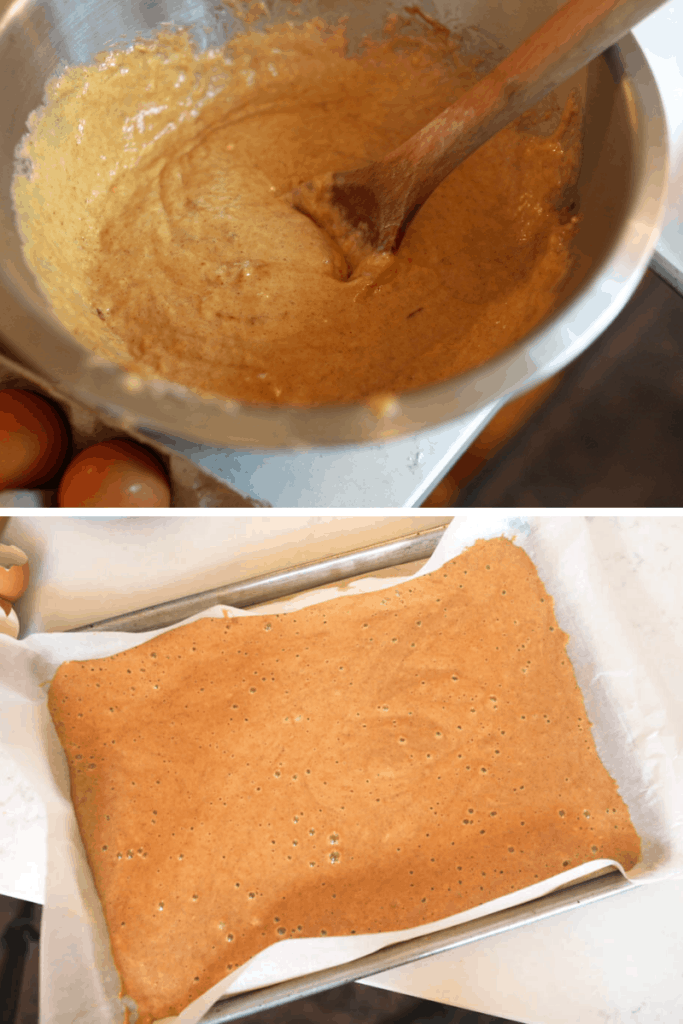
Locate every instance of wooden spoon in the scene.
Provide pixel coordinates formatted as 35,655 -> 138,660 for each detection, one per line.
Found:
291,0 -> 665,277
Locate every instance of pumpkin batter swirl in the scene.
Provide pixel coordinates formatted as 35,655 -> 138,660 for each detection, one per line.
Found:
13,16 -> 581,406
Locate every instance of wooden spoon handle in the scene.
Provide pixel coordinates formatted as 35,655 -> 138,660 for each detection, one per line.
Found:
382,0 -> 664,212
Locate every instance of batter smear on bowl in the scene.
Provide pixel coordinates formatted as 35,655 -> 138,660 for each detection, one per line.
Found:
47,537 -> 640,1024
13,15 -> 581,406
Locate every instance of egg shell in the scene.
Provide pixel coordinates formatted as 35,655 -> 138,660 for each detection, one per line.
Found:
0,560 -> 30,602
0,600 -> 19,639
58,439 -> 171,508
0,388 -> 70,489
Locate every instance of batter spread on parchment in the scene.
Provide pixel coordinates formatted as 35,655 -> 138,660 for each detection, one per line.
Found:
47,538 -> 639,1024
13,15 -> 581,406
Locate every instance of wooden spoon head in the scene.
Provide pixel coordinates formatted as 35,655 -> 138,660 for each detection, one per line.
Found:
290,168 -> 399,278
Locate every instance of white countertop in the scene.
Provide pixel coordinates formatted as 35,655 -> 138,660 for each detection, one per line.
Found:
364,875 -> 683,1024
636,1 -> 683,293
2,514 -> 682,1024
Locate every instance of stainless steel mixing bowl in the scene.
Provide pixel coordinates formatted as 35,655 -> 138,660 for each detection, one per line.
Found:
0,0 -> 668,448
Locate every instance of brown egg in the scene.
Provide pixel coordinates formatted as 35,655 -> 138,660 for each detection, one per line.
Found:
0,544 -> 30,602
58,439 -> 171,508
0,389 -> 70,489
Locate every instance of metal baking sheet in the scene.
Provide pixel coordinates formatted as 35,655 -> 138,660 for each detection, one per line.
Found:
67,523 -> 629,1022
68,524 -> 449,633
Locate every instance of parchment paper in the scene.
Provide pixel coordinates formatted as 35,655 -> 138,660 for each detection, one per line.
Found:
1,515 -> 682,1024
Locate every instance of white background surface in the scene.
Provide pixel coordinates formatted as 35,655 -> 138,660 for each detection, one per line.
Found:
634,0 -> 683,290
1,514 -> 682,1024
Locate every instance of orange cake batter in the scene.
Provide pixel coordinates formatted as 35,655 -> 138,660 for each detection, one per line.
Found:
13,15 -> 581,406
47,537 -> 639,1024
